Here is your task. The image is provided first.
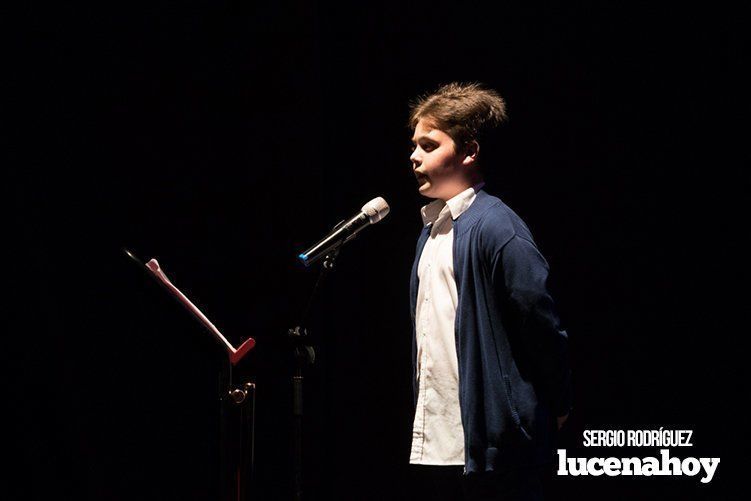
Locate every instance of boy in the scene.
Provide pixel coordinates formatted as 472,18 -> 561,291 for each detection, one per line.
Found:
408,82 -> 572,500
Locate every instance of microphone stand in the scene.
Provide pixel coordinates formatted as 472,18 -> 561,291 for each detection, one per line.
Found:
288,243 -> 341,501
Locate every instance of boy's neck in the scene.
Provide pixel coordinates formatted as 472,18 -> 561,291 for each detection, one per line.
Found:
439,175 -> 485,202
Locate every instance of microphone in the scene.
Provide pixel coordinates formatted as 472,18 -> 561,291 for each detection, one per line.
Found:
298,197 -> 390,266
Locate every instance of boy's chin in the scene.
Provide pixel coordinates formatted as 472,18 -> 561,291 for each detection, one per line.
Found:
417,183 -> 436,198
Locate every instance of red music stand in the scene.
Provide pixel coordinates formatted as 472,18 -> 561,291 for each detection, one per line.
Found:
124,249 -> 257,501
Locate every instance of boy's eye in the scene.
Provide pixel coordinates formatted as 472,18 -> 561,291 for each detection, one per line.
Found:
410,142 -> 437,153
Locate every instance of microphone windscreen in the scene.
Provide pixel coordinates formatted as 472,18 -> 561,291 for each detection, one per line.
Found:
361,197 -> 390,224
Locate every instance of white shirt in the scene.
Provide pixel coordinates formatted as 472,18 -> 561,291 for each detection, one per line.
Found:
410,183 -> 484,466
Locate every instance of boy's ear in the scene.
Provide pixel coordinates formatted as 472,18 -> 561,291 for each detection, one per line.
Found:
462,140 -> 480,166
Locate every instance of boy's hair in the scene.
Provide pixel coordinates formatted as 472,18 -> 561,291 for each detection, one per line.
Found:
408,82 -> 508,154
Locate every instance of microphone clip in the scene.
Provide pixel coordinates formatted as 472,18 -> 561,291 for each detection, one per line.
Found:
322,247 -> 340,271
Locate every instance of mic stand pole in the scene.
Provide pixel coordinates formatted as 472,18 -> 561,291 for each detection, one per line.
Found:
288,247 -> 340,501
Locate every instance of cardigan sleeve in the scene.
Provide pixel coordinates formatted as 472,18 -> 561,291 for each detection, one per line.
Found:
493,234 -> 573,417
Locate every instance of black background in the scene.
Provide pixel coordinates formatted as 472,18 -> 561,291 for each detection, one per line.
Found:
10,1 -> 746,500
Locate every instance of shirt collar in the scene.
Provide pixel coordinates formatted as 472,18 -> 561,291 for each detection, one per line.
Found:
420,182 -> 486,226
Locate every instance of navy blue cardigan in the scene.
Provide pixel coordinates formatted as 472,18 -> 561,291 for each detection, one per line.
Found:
410,189 -> 572,474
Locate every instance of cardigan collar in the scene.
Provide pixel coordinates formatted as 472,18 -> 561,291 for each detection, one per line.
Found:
451,187 -> 499,237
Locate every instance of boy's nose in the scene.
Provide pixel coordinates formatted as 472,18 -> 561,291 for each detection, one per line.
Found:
410,150 -> 421,166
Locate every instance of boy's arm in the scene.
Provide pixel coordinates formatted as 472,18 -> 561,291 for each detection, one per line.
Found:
493,234 -> 573,421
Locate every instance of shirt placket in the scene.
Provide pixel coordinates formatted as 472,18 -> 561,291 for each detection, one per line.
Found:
412,221 -> 442,461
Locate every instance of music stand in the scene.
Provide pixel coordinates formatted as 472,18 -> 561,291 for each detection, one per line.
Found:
124,249 -> 257,501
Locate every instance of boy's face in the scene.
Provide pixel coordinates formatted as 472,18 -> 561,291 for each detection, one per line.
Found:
410,118 -> 468,201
